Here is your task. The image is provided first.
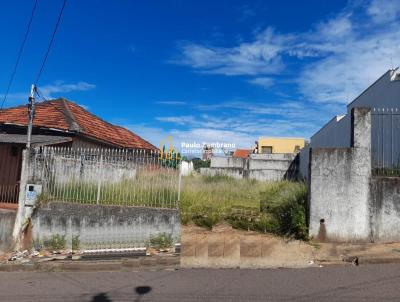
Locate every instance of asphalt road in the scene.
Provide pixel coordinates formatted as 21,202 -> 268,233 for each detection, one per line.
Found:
1,264 -> 400,301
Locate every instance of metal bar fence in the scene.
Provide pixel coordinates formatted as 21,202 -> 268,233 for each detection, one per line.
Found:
0,184 -> 19,203
371,108 -> 400,176
28,147 -> 180,209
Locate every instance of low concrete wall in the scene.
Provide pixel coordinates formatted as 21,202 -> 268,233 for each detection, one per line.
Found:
200,167 -> 243,179
0,209 -> 16,252
204,154 -> 297,181
211,157 -> 245,169
31,202 -> 180,248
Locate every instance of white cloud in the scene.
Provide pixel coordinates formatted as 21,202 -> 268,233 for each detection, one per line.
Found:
156,116 -> 196,125
367,0 -> 400,23
173,1 -> 400,105
78,103 -> 90,110
150,99 -> 328,148
38,81 -> 96,99
299,24 -> 400,104
315,14 -> 352,39
248,77 -> 274,88
173,28 -> 288,76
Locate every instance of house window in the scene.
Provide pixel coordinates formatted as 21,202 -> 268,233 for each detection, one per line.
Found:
261,146 -> 273,154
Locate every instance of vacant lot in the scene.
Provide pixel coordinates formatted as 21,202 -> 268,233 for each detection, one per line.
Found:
180,175 -> 307,239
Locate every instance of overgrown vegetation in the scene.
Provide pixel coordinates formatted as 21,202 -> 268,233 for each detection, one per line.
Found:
149,232 -> 173,248
372,167 -> 400,177
72,235 -> 80,250
40,171 -> 178,208
191,158 -> 211,171
43,234 -> 66,250
180,175 -> 308,240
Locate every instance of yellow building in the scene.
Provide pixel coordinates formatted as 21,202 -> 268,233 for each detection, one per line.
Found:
257,137 -> 305,154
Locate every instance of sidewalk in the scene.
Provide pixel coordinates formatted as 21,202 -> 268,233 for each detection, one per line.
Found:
2,224 -> 400,272
0,255 -> 180,272
315,241 -> 400,265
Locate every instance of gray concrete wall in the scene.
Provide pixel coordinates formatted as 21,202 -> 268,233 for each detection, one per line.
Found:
309,108 -> 372,242
31,202 -> 180,249
29,153 -> 136,185
370,177 -> 400,242
205,154 -> 297,181
199,167 -> 243,179
0,209 -> 16,252
211,157 -> 245,169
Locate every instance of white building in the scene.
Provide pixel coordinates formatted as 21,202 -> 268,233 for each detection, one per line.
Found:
300,68 -> 400,179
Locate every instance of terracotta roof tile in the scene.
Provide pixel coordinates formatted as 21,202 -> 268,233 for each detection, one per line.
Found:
0,99 -> 157,150
232,149 -> 252,158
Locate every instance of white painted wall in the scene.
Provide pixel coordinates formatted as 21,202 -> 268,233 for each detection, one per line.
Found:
181,161 -> 194,176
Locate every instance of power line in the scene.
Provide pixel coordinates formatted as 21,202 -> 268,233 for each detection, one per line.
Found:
0,0 -> 38,110
34,0 -> 68,86
35,87 -> 48,102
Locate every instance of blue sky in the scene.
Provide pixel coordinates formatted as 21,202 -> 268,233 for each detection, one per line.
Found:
1,0 -> 400,150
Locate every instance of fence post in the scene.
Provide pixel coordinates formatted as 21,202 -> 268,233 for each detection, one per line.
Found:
67,217 -> 73,255
177,162 -> 182,205
12,149 -> 29,244
96,151 -> 103,205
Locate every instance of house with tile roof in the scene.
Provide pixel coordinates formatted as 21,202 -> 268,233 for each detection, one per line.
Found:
0,98 -> 157,205
0,98 -> 157,150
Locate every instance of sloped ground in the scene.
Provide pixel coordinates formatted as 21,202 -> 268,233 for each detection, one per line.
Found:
181,223 -> 315,268
181,223 -> 400,268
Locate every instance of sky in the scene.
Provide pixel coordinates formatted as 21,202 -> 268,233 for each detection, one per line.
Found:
1,0 -> 400,152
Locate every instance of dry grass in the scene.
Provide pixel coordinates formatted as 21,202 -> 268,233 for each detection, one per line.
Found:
180,175 -> 308,238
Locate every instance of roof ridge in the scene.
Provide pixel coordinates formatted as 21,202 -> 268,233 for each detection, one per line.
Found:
58,99 -> 81,132
114,125 -> 156,149
64,100 -> 157,149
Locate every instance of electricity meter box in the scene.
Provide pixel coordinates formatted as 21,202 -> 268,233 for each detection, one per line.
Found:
25,184 -> 42,206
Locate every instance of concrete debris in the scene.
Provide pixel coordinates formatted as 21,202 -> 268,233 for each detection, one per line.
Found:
4,249 -> 72,264
8,250 -> 29,261
342,255 -> 359,266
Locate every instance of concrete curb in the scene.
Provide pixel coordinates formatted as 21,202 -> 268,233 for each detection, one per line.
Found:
315,256 -> 400,266
0,256 -> 180,272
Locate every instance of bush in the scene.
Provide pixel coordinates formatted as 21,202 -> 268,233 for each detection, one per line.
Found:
191,158 -> 211,171
43,234 -> 66,250
260,181 -> 307,239
180,176 -> 308,239
150,233 -> 173,249
72,235 -> 80,250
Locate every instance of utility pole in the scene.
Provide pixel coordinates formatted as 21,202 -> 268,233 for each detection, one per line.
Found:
26,84 -> 36,149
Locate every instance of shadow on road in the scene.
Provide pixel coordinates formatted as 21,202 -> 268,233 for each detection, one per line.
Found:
134,286 -> 152,302
91,293 -> 112,302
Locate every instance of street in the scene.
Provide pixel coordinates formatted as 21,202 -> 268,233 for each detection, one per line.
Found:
1,264 -> 400,301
